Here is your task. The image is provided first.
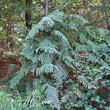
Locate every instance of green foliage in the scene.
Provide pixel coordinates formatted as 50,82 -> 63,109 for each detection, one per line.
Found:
43,83 -> 60,110
0,51 -> 3,56
9,10 -> 110,110
24,88 -> 52,110
0,89 -> 22,110
4,54 -> 17,60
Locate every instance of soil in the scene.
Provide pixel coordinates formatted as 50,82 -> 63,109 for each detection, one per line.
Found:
0,51 -> 36,80
0,56 -> 21,80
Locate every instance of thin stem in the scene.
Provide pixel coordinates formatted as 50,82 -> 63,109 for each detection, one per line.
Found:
45,0 -> 49,16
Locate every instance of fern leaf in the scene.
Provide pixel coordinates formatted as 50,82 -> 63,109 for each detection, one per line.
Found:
10,61 -> 34,88
49,10 -> 65,23
36,63 -> 59,75
41,16 -> 54,28
26,22 -> 44,39
39,53 -> 53,64
77,75 -> 96,89
74,88 -> 84,99
24,89 -> 45,110
42,83 -> 60,110
63,20 -> 78,31
10,70 -> 25,88
21,44 -> 34,60
73,14 -> 89,25
36,39 -> 60,55
64,55 -> 81,69
52,30 -> 68,43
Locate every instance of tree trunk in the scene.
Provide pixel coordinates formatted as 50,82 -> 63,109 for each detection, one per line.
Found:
45,0 -> 49,16
101,0 -> 109,29
0,0 -> 2,19
25,0 -> 32,29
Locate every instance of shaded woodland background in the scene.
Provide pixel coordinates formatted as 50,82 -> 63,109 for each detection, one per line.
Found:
0,0 -> 109,82
0,0 -> 110,51
0,0 -> 110,110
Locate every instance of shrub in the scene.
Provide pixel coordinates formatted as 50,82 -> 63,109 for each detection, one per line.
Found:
0,89 -> 22,110
10,10 -> 110,110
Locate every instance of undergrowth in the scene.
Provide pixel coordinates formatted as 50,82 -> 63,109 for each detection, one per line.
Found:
1,10 -> 110,110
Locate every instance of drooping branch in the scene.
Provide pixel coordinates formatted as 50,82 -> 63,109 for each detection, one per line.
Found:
45,0 -> 49,16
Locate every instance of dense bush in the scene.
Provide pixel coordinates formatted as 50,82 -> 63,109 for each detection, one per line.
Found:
8,10 -> 110,110
0,89 -> 22,110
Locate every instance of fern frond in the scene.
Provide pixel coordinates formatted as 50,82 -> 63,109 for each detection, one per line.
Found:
63,15 -> 78,31
26,22 -> 44,39
88,55 -> 98,63
79,33 -> 87,43
52,30 -> 68,43
39,53 -> 53,64
10,70 -> 25,88
36,39 -> 60,55
77,75 -> 96,89
73,88 -> 84,99
36,63 -> 59,75
64,55 -> 81,69
32,54 -> 39,63
21,43 -> 34,60
24,89 -> 45,110
99,58 -> 108,67
41,16 -> 54,28
43,83 -> 60,110
87,40 -> 97,53
64,21 -> 78,31
52,62 -> 68,84
97,28 -> 109,37
49,10 -> 65,23
73,14 -> 89,25
10,61 -> 34,88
